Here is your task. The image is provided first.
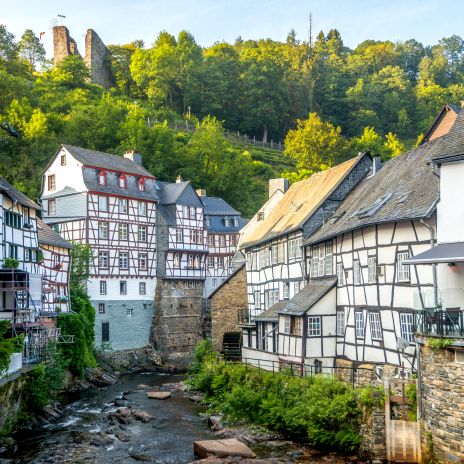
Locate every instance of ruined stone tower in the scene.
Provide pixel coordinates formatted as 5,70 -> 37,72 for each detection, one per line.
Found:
53,26 -> 80,65
53,26 -> 114,89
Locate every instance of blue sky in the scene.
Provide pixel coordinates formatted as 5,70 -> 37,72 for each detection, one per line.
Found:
3,0 -> 463,58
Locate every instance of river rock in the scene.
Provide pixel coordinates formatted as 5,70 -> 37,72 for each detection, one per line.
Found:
90,432 -> 114,447
147,391 -> 171,400
129,453 -> 153,461
132,409 -> 153,423
115,432 -> 130,442
161,381 -> 187,392
189,394 -> 204,403
114,398 -> 130,407
194,439 -> 256,459
85,367 -> 118,387
208,415 -> 224,431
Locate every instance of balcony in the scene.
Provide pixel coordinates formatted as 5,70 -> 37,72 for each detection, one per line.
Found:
415,309 -> 464,338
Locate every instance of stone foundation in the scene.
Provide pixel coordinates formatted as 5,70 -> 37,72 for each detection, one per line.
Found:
152,279 -> 206,367
419,342 -> 464,462
96,346 -> 162,374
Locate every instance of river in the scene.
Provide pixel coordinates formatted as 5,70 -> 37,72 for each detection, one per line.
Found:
0,372 -> 213,464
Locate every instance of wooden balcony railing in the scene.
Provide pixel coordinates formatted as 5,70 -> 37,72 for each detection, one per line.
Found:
415,309 -> 464,338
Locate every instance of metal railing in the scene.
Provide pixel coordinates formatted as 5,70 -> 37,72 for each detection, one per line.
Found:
415,309 -> 464,338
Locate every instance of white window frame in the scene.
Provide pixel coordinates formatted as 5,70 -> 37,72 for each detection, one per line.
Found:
98,251 -> 108,269
139,282 -> 146,295
207,256 -> 214,268
100,281 -> 107,295
119,223 -> 128,240
219,235 -> 226,247
324,242 -> 333,275
48,199 -> 56,215
308,316 -> 321,337
355,311 -> 365,338
283,282 -> 290,299
397,251 -> 410,282
138,201 -> 147,216
119,198 -> 128,214
353,259 -> 361,285
336,310 -> 345,336
207,235 -> 214,247
400,313 -> 414,342
217,256 -> 224,268
176,228 -> 183,242
98,222 -> 108,240
368,256 -> 377,283
138,253 -> 147,270
98,195 -> 108,212
337,262 -> 344,285
173,253 -> 180,268
189,206 -> 195,219
120,281 -> 127,295
138,225 -> 147,242
282,315 -> 291,334
119,252 -> 129,270
271,243 -> 278,265
368,312 -> 382,340
98,303 -> 105,314
254,290 -> 261,309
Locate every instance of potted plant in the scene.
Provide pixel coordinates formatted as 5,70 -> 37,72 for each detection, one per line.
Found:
2,258 -> 19,269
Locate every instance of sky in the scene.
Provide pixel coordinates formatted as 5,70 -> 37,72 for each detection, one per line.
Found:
2,0 -> 464,58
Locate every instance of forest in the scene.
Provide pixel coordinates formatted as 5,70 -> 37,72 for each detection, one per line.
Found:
1,24 -> 464,216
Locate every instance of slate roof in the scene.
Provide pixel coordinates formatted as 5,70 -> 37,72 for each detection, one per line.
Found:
277,278 -> 337,316
208,263 -> 246,299
37,218 -> 72,249
241,154 -> 369,248
254,301 -> 286,321
0,177 -> 40,210
63,145 -> 153,177
158,181 -> 203,207
201,197 -> 240,215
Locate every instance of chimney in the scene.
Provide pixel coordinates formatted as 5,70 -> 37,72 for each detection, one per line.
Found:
372,156 -> 382,176
124,150 -> 142,165
268,178 -> 289,198
196,189 -> 206,197
176,175 -> 183,183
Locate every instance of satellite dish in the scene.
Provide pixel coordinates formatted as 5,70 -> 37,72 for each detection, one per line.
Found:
397,337 -> 410,351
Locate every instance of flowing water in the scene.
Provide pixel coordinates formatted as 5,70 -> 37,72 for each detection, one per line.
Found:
0,372 -> 212,464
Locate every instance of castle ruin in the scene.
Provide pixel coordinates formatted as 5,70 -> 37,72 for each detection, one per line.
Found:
53,26 -> 114,89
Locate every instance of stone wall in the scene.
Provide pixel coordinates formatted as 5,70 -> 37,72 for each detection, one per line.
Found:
53,26 -> 80,65
152,279 -> 206,367
84,29 -> 114,89
419,342 -> 464,462
0,371 -> 27,438
360,409 -> 386,461
96,346 -> 162,374
209,265 -> 247,351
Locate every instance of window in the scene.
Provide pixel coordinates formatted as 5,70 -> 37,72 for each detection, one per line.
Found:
138,201 -> 147,216
355,311 -> 365,338
98,222 -> 108,240
224,218 -> 230,227
126,308 -> 133,316
324,242 -> 333,275
205,217 -> 211,227
8,244 -> 18,258
176,228 -> 183,242
138,225 -> 147,242
353,260 -> 361,285
217,256 -> 224,267
120,281 -> 127,295
257,211 -> 264,221
98,195 -> 108,211
119,198 -> 128,213
336,310 -> 345,336
254,290 -> 261,309
368,257 -> 377,283
207,235 -> 214,246
283,315 -> 291,334
283,282 -> 290,299
271,243 -> 278,265
61,154 -> 66,166
138,178 -> 145,192
119,252 -> 128,270
192,229 -> 203,244
291,317 -> 302,335
397,252 -> 410,282
98,303 -> 105,314
314,359 -> 323,374
400,313 -> 414,342
197,230 -> 203,244
100,281 -> 107,295
98,251 -> 108,269
48,199 -> 56,216
188,254 -> 194,268
119,223 -> 128,240
25,248 -> 32,262
318,244 -> 325,276
189,206 -> 195,219
98,171 -> 106,186
173,253 -> 180,268
289,237 -> 302,260
191,229 -> 197,243
230,235 -> 237,246
234,218 -> 239,227
294,281 -> 300,295
259,248 -> 270,268
207,257 -> 214,268
139,282 -> 146,295
119,175 -> 126,189
369,312 -> 382,340
337,262 -> 344,285
5,211 -> 21,228
138,253 -> 147,270
48,175 -> 56,190
308,316 -> 321,336
102,322 -> 110,342
194,255 -> 200,269
219,236 -> 225,247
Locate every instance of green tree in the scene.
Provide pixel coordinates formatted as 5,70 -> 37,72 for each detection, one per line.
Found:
284,112 -> 348,174
52,55 -> 90,88
18,29 -> 46,72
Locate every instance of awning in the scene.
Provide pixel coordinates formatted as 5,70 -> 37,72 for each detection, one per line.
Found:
404,242 -> 464,264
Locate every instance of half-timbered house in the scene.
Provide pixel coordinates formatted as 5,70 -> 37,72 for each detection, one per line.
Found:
37,218 -> 72,316
199,193 -> 247,296
41,145 -> 159,350
241,154 -> 373,362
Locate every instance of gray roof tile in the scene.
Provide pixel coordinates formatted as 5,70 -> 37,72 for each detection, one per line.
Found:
0,177 -> 40,210
37,218 -> 72,248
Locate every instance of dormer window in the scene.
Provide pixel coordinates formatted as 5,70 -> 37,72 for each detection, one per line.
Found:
224,218 -> 230,227
119,175 -> 127,189
98,171 -> 107,186
233,218 -> 239,227
138,178 -> 145,192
